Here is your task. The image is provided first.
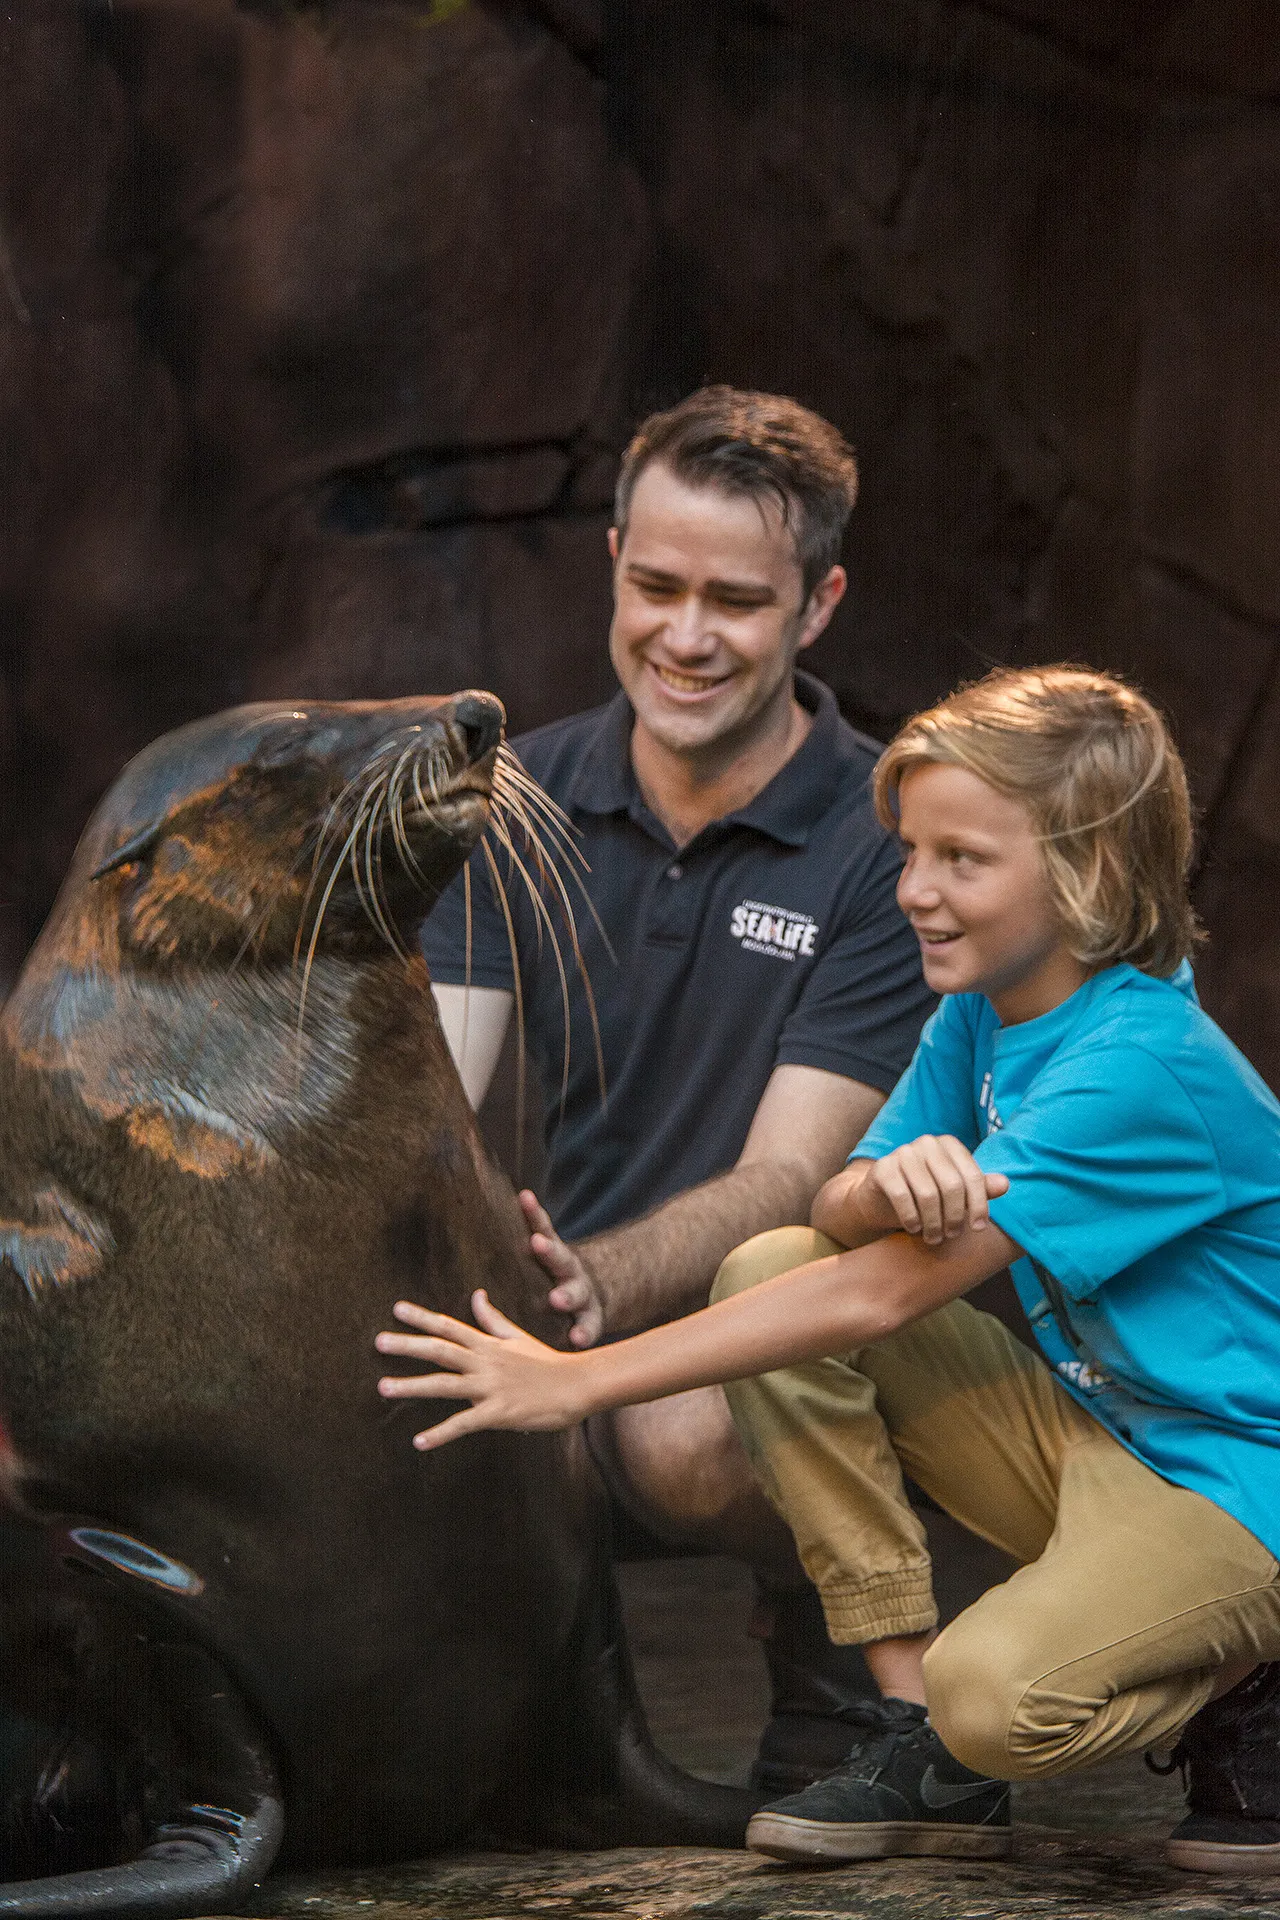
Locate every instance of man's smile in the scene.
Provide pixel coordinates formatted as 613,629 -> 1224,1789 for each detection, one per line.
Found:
649,662 -> 733,695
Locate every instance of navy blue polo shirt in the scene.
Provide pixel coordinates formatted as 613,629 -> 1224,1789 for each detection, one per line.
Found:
421,672 -> 933,1240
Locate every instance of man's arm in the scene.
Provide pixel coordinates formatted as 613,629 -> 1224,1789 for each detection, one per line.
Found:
543,1065 -> 887,1342
431,983 -> 513,1111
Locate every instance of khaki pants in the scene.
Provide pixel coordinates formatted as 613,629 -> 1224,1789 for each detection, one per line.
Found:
713,1227 -> 1280,1781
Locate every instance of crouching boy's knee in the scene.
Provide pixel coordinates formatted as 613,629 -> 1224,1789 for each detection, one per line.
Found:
924,1615 -> 1037,1782
926,1607 -> 1115,1782
710,1226 -> 843,1306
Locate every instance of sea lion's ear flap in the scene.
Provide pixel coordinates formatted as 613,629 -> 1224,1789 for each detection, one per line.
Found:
0,1185 -> 115,1298
92,820 -> 164,880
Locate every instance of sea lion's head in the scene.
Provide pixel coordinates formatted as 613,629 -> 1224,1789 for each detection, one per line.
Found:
68,691 -> 505,971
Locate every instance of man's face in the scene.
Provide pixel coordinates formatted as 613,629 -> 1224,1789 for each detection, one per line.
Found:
608,462 -> 840,761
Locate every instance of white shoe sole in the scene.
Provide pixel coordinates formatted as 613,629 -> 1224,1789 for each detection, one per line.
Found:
1167,1834 -> 1280,1875
747,1812 -> 1012,1862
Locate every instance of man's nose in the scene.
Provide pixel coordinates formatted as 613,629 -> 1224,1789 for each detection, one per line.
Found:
663,593 -> 717,655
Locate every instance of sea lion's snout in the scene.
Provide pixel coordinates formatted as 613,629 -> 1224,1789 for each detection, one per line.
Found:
67,690 -> 512,971
450,692 -> 505,767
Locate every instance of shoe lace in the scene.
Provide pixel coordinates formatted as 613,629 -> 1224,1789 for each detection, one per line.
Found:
829,1701 -> 926,1783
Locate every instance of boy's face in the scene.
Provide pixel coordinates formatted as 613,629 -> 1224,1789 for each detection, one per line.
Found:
895,763 -> 1089,1026
606,462 -> 843,764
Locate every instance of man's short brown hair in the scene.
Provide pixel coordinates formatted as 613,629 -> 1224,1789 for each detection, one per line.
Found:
614,387 -> 859,600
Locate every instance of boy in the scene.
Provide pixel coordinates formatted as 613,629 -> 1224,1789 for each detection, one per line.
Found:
379,667 -> 1280,1874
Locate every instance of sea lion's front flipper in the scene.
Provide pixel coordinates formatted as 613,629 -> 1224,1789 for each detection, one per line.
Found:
0,1594 -> 282,1918
538,1559 -> 760,1849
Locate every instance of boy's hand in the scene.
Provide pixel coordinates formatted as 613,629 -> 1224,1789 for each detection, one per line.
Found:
865,1136 -> 1009,1246
376,1290 -> 591,1451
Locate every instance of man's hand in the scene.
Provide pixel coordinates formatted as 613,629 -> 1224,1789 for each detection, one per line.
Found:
376,1291 -> 591,1451
519,1189 -> 606,1347
864,1136 -> 1009,1247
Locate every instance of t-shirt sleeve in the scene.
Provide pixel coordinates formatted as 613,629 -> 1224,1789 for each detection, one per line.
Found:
773,839 -> 937,1094
852,996 -> 983,1159
981,1043 -> 1227,1299
418,846 -> 518,991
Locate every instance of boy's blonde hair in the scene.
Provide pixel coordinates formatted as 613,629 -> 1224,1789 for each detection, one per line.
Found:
874,666 -> 1201,979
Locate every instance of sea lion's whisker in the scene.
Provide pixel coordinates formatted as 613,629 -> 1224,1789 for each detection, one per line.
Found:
361,777 -> 411,960
387,751 -> 429,889
479,835 -> 529,1169
494,757 -> 590,870
483,807 -> 607,1118
297,768 -> 372,968
491,766 -> 617,968
487,822 -> 575,1115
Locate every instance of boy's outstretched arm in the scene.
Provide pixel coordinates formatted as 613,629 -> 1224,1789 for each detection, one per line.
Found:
376,1214 -> 1021,1453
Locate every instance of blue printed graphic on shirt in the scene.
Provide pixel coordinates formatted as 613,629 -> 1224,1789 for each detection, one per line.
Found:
854,963 -> 1280,1560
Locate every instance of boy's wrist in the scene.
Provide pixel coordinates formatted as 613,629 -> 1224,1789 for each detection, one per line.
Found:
560,1345 -> 613,1425
845,1163 -> 897,1238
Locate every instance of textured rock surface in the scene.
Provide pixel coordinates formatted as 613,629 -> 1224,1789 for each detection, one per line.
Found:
219,1556 -> 1273,1920
2,0 -> 1277,1076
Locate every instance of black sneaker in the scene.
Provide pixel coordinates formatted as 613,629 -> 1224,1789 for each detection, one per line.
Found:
746,1697 -> 1011,1862
1150,1663 -> 1280,1873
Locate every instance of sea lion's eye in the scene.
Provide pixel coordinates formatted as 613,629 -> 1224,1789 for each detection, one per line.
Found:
251,734 -> 306,771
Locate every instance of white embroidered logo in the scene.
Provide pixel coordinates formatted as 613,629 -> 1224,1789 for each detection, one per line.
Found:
729,899 -> 818,963
978,1071 -> 1003,1134
1056,1358 -> 1114,1393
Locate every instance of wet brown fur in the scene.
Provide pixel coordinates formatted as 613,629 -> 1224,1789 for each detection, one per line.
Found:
0,693 -> 610,1869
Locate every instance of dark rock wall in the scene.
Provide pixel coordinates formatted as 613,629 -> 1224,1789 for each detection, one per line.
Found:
2,0 -> 1277,1078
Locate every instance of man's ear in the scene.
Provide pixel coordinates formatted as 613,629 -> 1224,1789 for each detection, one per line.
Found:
796,564 -> 847,651
607,526 -> 620,562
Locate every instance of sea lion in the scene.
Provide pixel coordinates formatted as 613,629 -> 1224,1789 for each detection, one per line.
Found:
0,692 -> 751,1915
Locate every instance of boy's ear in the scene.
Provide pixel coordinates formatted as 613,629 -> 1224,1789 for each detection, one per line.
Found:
92,819 -> 164,880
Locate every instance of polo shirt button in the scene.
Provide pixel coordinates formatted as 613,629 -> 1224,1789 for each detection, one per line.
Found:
666,863 -> 683,879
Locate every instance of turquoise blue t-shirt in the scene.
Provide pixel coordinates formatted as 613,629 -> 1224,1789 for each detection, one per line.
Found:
854,963 -> 1280,1560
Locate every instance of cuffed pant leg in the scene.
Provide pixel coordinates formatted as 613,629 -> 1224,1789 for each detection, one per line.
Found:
923,1431 -> 1280,1780
712,1229 -> 936,1644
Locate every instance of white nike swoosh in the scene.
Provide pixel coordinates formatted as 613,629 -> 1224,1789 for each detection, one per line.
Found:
918,1764 -> 998,1810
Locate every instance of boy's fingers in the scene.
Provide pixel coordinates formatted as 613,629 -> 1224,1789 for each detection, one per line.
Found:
377,1328 -> 477,1362
902,1142 -> 949,1242
877,1164 -> 921,1234
413,1408 -> 486,1451
390,1301 -> 481,1341
471,1289 -> 523,1338
938,1136 -> 992,1231
378,1368 -> 479,1399
984,1172 -> 1010,1197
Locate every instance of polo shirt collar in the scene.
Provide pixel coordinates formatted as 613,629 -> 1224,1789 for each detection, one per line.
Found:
564,671 -> 844,849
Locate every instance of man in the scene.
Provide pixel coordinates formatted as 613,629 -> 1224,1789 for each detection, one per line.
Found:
421,387 -> 935,1786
